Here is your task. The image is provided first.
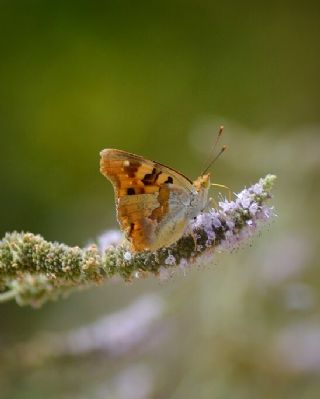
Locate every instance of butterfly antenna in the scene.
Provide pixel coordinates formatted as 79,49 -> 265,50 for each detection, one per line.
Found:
212,125 -> 224,153
201,126 -> 226,175
201,145 -> 227,175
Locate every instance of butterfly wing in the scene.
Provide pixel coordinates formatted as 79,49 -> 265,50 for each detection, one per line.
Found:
100,149 -> 195,251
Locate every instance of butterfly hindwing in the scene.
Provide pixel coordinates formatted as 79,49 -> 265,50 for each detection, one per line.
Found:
100,149 -> 195,251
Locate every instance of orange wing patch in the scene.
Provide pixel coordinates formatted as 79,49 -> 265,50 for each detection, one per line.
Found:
116,187 -> 170,251
100,149 -> 176,251
100,158 -> 157,196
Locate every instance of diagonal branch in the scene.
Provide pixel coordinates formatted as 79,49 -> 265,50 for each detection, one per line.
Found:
0,174 -> 276,307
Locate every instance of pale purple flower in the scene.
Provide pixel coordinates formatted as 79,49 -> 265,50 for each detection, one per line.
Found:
252,183 -> 263,195
255,205 -> 273,222
193,212 -> 216,244
211,214 -> 222,228
224,230 -> 234,240
113,365 -> 154,399
159,266 -> 170,281
273,323 -> 320,373
58,294 -> 164,356
219,200 -> 237,213
226,220 -> 235,230
249,202 -> 258,215
89,365 -> 154,399
187,175 -> 275,260
97,230 -> 122,252
0,175 -> 276,306
179,258 -> 188,275
179,258 -> 188,267
164,254 -> 176,266
239,194 -> 252,209
257,235 -> 311,286
283,283 -> 315,311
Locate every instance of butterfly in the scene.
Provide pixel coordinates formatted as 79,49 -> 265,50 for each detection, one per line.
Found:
100,141 -> 226,252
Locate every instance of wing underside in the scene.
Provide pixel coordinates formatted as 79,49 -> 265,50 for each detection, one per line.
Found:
100,149 -> 194,251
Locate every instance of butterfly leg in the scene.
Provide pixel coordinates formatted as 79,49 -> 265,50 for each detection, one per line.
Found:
208,196 -> 218,209
211,183 -> 233,201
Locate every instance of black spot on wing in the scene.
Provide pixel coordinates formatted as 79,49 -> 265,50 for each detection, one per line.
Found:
127,188 -> 135,195
129,223 -> 135,234
142,168 -> 162,186
165,176 -> 173,184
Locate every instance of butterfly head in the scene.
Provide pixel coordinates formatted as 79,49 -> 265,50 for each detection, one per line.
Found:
193,174 -> 211,192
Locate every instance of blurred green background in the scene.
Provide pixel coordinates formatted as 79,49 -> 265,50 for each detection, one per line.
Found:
0,1 -> 319,398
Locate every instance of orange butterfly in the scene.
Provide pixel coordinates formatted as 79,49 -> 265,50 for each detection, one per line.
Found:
100,129 -> 226,252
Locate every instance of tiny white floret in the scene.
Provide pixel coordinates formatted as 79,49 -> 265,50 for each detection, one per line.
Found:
124,251 -> 132,261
